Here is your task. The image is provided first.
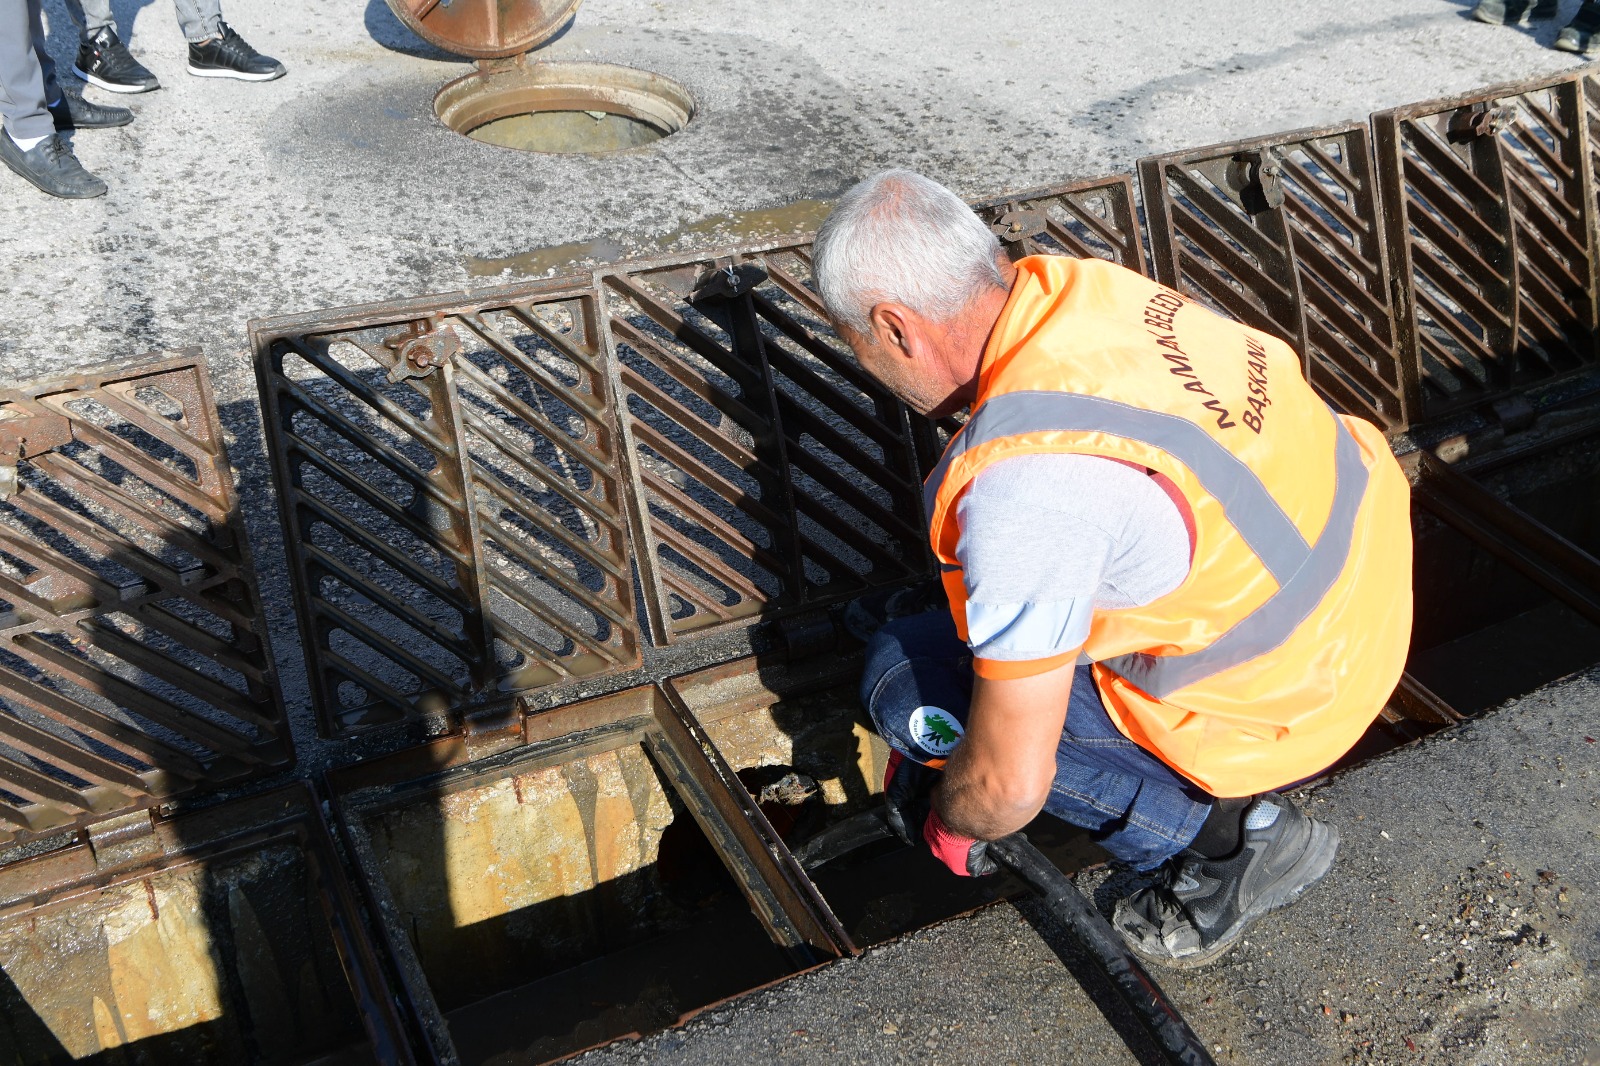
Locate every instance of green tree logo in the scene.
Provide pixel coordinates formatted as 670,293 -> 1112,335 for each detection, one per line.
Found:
910,707 -> 964,755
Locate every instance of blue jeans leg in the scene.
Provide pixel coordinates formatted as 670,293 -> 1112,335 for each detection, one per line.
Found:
861,611 -> 1212,871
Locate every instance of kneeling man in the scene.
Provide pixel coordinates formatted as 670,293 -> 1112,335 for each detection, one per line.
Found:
814,170 -> 1412,967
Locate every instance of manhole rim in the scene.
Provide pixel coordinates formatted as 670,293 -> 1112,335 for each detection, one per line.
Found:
435,59 -> 696,155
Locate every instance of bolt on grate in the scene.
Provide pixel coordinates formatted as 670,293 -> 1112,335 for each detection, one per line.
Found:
253,283 -> 640,738
1139,125 -> 1406,429
0,353 -> 287,847
1374,71 -> 1600,423
603,246 -> 930,643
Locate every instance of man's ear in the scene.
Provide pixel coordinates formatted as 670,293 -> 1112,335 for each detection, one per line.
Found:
869,302 -> 918,361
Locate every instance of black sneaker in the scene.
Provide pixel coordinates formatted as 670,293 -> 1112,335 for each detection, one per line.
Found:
73,26 -> 159,94
1112,793 -> 1339,969
1555,0 -> 1600,50
1471,0 -> 1560,21
50,90 -> 133,131
187,22 -> 286,82
0,132 -> 107,199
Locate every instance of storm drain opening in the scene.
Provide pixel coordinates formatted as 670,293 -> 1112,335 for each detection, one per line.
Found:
0,786 -> 397,1066
329,687 -> 835,1066
676,656 -> 1107,950
1406,435 -> 1600,716
434,61 -> 693,155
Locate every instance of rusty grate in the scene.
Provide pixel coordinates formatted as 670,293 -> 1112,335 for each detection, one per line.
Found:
603,246 -> 929,642
1374,72 -> 1600,423
0,353 -> 287,848
972,175 -> 1147,272
253,282 -> 641,737
1139,125 -> 1407,429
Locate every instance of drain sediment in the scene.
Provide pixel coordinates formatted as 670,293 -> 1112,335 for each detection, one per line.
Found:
435,60 -> 693,154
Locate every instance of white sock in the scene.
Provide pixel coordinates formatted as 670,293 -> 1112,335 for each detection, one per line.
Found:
8,130 -> 48,152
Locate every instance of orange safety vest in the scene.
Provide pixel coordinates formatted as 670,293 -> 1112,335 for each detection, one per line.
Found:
927,256 -> 1413,797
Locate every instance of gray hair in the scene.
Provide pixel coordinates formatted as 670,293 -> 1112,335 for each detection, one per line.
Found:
812,169 -> 1004,336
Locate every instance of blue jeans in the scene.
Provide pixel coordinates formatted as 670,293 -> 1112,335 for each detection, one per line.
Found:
860,611 -> 1212,871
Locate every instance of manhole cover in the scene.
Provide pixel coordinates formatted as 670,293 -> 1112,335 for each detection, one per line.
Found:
384,0 -> 581,60
436,61 -> 693,154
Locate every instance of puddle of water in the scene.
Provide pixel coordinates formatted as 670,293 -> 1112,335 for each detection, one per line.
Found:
468,111 -> 668,154
463,200 -> 835,279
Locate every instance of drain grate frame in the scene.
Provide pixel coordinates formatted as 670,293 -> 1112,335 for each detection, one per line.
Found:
252,279 -> 643,739
0,352 -> 288,849
1373,70 -> 1600,424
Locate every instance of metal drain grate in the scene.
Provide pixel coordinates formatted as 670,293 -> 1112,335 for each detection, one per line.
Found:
1374,71 -> 1600,422
604,246 -> 929,643
1139,125 -> 1406,429
0,353 -> 287,847
253,283 -> 641,737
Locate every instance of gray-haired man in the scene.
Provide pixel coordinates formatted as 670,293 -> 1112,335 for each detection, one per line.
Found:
0,0 -> 131,198
65,0 -> 285,93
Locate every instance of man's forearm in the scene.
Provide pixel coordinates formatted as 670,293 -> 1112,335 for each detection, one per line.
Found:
928,662 -> 1077,841
934,760 -> 1042,840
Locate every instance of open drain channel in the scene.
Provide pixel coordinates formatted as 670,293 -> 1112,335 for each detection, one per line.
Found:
7,66 -> 1600,1066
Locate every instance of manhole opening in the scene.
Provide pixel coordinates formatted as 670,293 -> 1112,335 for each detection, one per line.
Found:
695,680 -> 1107,948
435,61 -> 693,155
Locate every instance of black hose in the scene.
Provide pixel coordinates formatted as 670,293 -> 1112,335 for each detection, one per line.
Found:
986,833 -> 1217,1066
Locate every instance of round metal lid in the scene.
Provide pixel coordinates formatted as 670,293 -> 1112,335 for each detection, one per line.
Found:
385,0 -> 582,60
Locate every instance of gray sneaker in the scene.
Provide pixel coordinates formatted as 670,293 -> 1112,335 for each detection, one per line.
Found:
1471,0 -> 1559,22
1112,794 -> 1339,969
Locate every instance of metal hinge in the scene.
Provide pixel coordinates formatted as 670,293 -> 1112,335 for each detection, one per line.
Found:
988,208 -> 1046,243
382,316 -> 461,383
461,703 -> 524,759
691,259 -> 768,302
0,408 -> 71,500
85,808 -> 161,870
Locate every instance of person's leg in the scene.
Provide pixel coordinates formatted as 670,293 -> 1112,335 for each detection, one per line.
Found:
1041,666 -> 1213,871
181,0 -> 285,81
171,0 -> 222,43
0,0 -> 56,145
861,612 -> 1212,871
60,0 -> 114,45
0,0 -> 108,197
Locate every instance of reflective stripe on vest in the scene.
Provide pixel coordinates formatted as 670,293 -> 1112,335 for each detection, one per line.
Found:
923,390 -> 1369,697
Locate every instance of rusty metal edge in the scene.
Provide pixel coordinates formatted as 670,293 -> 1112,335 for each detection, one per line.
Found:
968,172 -> 1148,274
380,0 -> 581,61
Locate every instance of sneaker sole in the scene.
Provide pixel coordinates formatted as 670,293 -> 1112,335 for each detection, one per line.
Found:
72,65 -> 158,94
186,64 -> 286,82
1124,819 -> 1342,971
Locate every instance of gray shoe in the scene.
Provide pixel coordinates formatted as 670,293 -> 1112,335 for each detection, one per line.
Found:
1554,0 -> 1600,51
1112,793 -> 1339,969
0,133 -> 107,199
1471,0 -> 1560,22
